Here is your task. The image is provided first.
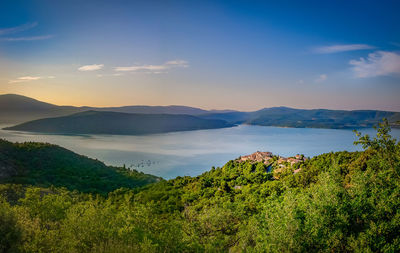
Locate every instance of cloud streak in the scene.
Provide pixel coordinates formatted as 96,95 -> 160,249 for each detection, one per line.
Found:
164,60 -> 189,67
97,73 -> 124,77
115,65 -> 167,72
0,35 -> 53,42
78,64 -> 104,71
314,44 -> 374,54
115,59 -> 188,73
0,22 -> 53,42
315,74 -> 327,83
8,76 -> 55,84
349,51 -> 400,78
0,22 -> 38,35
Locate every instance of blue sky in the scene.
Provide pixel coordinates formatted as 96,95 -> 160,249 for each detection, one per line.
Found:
0,0 -> 399,111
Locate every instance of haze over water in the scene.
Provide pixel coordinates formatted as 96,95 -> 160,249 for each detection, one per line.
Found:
2,125 -> 399,179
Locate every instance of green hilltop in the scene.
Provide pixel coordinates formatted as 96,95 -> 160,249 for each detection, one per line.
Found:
0,139 -> 160,195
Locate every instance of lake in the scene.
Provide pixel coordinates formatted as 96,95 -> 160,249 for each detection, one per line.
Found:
1,125 -> 399,179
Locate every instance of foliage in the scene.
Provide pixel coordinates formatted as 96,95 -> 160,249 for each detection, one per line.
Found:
0,120 -> 399,252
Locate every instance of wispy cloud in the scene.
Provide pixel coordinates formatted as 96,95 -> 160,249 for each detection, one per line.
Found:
0,22 -> 38,35
78,64 -> 104,71
0,22 -> 53,42
97,73 -> 124,78
8,76 -> 55,84
349,51 -> 400,78
115,59 -> 188,73
164,60 -> 189,67
315,74 -> 327,83
313,44 -> 374,54
115,65 -> 167,72
0,35 -> 53,42
390,42 -> 400,47
296,79 -> 304,84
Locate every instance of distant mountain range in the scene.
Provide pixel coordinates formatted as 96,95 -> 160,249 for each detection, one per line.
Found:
0,94 -> 236,124
1,94 -> 399,134
0,94 -> 83,124
201,107 -> 400,129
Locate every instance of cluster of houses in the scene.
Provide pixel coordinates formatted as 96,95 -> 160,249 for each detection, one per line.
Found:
238,151 -> 307,176
238,151 -> 274,163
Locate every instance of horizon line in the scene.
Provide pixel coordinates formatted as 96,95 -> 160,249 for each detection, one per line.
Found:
1,93 -> 399,113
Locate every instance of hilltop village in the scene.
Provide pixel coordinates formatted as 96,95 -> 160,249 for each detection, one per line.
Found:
237,151 -> 308,178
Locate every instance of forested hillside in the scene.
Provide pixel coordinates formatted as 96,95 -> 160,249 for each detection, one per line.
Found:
0,139 -> 160,195
1,120 -> 399,252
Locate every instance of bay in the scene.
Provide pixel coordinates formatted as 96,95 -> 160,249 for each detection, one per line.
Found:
1,125 -> 399,179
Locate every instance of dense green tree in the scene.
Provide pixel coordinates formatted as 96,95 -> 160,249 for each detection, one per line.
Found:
0,120 -> 399,252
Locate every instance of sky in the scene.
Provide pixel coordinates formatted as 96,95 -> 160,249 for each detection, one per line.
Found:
0,0 -> 400,111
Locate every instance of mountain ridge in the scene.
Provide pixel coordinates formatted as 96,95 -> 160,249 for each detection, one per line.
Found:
1,94 -> 400,129
0,94 -> 236,124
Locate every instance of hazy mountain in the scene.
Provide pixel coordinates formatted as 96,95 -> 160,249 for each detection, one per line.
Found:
1,94 -> 399,129
0,94 -> 84,124
0,94 -> 231,124
198,111 -> 250,124
4,110 -> 234,135
93,105 -> 209,115
199,106 -> 400,128
246,107 -> 400,129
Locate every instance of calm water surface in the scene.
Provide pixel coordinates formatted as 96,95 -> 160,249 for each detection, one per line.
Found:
1,125 -> 399,179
